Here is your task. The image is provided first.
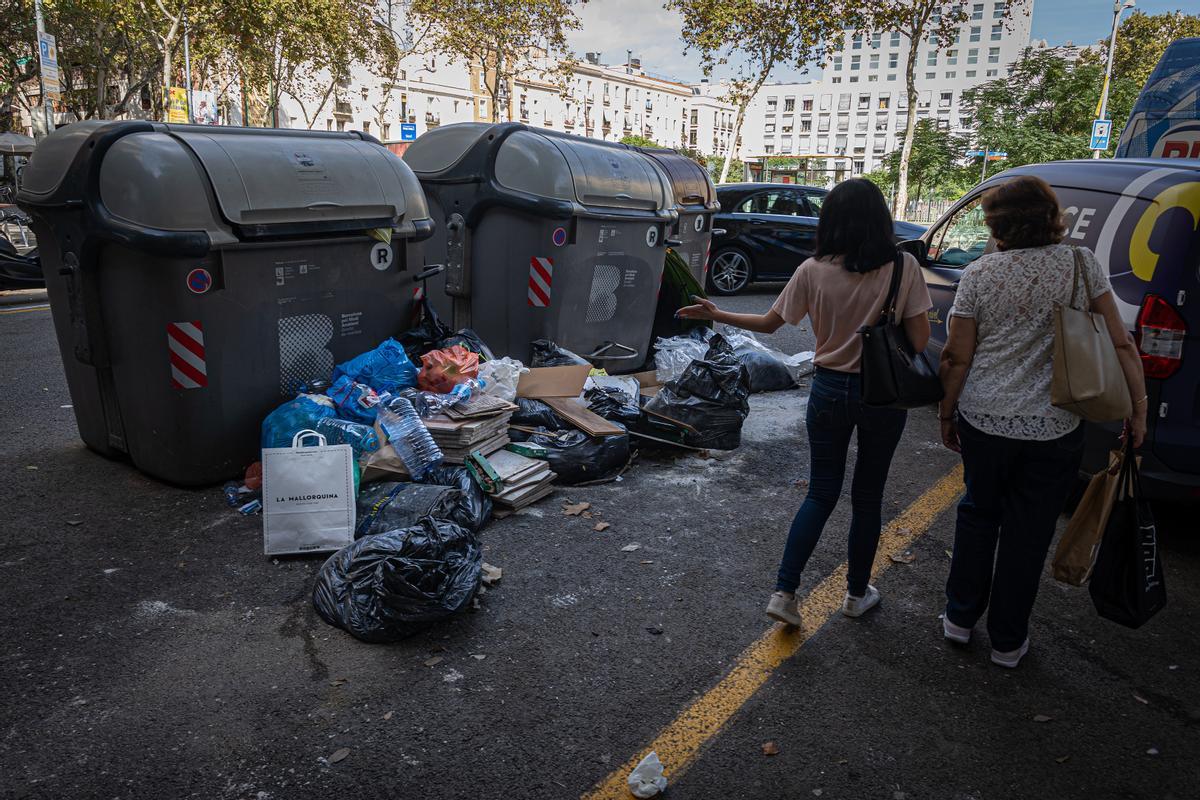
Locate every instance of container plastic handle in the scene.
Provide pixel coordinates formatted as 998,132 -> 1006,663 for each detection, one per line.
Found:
585,341 -> 639,360
292,429 -> 328,448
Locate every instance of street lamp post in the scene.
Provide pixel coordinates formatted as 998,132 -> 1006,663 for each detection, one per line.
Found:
1095,0 -> 1136,159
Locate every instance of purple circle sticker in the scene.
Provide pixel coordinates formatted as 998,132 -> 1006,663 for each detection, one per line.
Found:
551,227 -> 567,247
186,268 -> 213,294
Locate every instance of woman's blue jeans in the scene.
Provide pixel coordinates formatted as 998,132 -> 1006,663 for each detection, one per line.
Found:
776,368 -> 908,597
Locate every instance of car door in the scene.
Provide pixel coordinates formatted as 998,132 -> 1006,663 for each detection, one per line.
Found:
753,189 -> 817,278
919,193 -> 993,351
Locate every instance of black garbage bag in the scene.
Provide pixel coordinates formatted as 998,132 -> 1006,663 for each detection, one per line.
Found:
733,346 -> 797,392
531,339 -> 589,367
512,397 -> 567,430
440,329 -> 495,361
510,425 -> 630,484
644,333 -> 750,450
312,518 -> 482,643
397,298 -> 455,363
356,482 -> 462,539
585,386 -> 642,425
418,465 -> 493,533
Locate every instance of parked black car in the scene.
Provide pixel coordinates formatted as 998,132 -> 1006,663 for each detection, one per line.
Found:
705,182 -> 927,294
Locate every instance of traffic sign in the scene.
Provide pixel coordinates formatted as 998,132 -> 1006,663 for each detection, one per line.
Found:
400,123 -> 417,142
1090,119 -> 1113,151
966,150 -> 1007,161
37,31 -> 60,103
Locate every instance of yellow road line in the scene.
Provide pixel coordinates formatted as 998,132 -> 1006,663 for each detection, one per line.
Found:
582,464 -> 965,800
0,304 -> 50,315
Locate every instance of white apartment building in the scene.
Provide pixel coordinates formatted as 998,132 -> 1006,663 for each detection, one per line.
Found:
740,0 -> 1034,177
687,80 -> 738,158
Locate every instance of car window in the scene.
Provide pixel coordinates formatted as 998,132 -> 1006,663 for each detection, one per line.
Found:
803,192 -> 825,216
735,190 -> 807,216
928,197 -> 991,267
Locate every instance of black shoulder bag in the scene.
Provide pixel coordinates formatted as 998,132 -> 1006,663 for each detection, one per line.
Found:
858,252 -> 944,409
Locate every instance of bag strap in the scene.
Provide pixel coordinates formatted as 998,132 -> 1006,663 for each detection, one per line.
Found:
880,250 -> 904,326
1069,246 -> 1093,310
292,429 -> 327,448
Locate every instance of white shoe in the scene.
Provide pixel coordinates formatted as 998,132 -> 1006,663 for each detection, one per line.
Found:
842,585 -> 881,617
766,591 -> 803,627
991,639 -> 1030,668
943,615 -> 972,645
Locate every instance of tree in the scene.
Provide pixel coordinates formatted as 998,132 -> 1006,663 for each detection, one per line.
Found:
410,0 -> 580,123
855,0 -> 1031,217
619,134 -> 659,148
670,0 -> 856,184
872,118 -> 970,202
705,154 -> 743,183
1108,9 -> 1200,89
961,46 -> 1140,167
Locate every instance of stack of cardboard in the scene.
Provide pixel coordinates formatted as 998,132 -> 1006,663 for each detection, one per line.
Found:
422,399 -> 516,464
483,448 -> 556,510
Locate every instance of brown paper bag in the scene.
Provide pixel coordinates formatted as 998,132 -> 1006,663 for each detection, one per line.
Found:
1053,450 -> 1123,586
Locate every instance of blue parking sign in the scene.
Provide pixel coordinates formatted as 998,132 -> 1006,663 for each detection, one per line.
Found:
1090,119 -> 1112,151
400,123 -> 417,142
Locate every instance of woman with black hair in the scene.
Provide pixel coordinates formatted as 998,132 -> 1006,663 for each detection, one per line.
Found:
678,178 -> 932,626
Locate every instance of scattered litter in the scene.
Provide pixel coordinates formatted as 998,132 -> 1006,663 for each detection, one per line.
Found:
890,549 -> 916,564
627,751 -> 668,798
424,656 -> 444,667
1055,755 -> 1070,764
330,678 -> 347,687
329,747 -> 350,764
562,502 -> 591,516
1147,747 -> 1159,756
383,711 -> 394,721
762,741 -> 780,756
1169,665 -> 1179,670
944,549 -> 953,559
472,654 -> 487,660
793,478 -> 809,488
646,627 -> 664,635
594,522 -> 611,532
1133,692 -> 1149,705
621,543 -> 641,552
813,790 -> 824,797
481,563 -> 503,587
60,404 -> 72,408
25,465 -> 37,470
443,668 -> 464,683
639,560 -> 654,565
1033,714 -> 1052,723
66,519 -> 84,527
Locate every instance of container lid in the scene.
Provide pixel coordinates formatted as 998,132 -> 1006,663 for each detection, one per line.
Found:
402,123 -> 494,174
544,136 -> 668,211
636,148 -> 717,209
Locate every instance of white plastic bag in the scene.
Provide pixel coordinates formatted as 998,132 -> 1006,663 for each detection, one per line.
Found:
654,335 -> 710,383
478,357 -> 527,402
627,751 -> 668,798
262,430 -> 356,556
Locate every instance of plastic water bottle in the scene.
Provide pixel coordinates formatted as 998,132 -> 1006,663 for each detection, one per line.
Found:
315,417 -> 381,457
447,377 -> 487,406
377,396 -> 443,478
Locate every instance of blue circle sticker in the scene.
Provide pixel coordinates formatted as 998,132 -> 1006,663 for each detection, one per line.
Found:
186,268 -> 212,294
551,227 -> 567,247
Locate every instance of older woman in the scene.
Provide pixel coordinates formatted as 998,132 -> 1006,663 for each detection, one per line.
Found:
937,175 -> 1147,668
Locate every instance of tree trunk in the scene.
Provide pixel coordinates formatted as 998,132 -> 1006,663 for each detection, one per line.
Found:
719,103 -> 743,184
894,36 -> 920,220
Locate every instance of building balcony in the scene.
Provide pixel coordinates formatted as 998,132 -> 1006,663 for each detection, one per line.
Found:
623,102 -> 631,110
564,118 -> 576,128
425,112 -> 440,126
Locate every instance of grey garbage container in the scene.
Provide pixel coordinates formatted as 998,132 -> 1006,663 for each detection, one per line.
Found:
403,122 -> 676,371
17,120 -> 434,486
626,146 -> 720,285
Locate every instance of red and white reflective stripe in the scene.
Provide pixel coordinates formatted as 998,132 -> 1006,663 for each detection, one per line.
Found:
528,257 -> 553,307
413,284 -> 425,301
168,321 -> 208,389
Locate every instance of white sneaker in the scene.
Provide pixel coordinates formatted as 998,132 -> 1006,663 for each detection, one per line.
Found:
842,585 -> 881,618
943,615 -> 972,645
991,639 -> 1030,668
766,591 -> 803,627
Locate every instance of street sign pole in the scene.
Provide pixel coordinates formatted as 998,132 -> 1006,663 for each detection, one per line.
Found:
981,144 -> 988,183
182,5 -> 194,122
1095,0 -> 1136,159
32,0 -> 53,136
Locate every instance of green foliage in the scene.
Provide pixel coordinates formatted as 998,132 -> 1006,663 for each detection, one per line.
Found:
619,134 -> 659,148
1109,10 -> 1200,89
873,119 -> 972,201
705,155 -> 744,183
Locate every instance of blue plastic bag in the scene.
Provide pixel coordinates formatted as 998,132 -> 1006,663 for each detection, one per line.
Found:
328,375 -> 381,424
333,338 -> 418,394
261,394 -> 336,449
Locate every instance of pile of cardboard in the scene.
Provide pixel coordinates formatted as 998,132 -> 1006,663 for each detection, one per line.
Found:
422,397 -> 516,463
482,448 -> 556,510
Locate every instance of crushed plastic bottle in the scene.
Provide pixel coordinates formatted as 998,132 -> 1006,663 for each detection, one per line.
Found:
447,377 -> 487,406
315,417 -> 381,457
377,396 -> 444,478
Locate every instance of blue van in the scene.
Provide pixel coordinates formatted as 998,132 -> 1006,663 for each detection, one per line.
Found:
1116,37 -> 1200,159
903,159 -> 1200,500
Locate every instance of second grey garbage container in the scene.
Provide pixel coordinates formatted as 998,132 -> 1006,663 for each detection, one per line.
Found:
17,120 -> 434,486
627,146 -> 720,285
403,122 -> 676,371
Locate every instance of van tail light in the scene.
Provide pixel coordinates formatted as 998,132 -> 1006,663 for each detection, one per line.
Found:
1136,294 -> 1186,379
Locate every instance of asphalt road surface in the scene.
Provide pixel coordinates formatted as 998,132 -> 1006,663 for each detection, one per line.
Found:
2,288 -> 1197,800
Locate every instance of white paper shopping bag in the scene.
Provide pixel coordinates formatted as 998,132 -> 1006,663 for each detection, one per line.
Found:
262,430 -> 356,556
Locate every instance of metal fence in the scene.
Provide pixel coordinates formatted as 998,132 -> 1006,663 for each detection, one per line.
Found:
898,199 -> 955,225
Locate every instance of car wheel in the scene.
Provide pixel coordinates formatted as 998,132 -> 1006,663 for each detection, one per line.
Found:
707,248 -> 752,295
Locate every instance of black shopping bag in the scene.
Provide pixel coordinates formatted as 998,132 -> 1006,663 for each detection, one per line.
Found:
1088,440 -> 1166,629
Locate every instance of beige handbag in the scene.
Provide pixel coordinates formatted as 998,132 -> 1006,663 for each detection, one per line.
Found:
1050,247 -> 1132,422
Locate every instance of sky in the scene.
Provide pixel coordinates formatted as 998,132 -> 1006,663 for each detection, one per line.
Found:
566,0 -> 1192,85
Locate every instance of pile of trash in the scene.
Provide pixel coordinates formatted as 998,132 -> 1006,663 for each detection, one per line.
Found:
225,300 -> 810,644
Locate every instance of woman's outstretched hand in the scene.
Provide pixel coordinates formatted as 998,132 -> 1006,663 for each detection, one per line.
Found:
676,296 -> 718,321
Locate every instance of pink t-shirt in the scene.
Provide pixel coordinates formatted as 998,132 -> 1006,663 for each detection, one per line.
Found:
771,252 -> 933,372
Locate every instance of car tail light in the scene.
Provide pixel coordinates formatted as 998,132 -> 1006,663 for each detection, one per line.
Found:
1136,294 -> 1186,379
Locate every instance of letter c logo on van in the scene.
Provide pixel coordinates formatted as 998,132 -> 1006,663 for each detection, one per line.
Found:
1129,181 -> 1200,282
